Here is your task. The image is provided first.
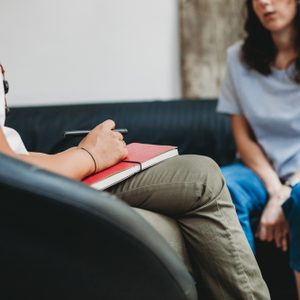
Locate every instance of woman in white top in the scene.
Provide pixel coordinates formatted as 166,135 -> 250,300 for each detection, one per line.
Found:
217,0 -> 300,297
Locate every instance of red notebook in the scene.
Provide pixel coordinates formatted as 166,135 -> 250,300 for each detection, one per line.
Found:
82,143 -> 178,190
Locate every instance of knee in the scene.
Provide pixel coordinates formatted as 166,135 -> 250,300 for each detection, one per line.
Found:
221,165 -> 243,190
167,155 -> 240,213
178,155 -> 241,217
182,155 -> 226,197
220,177 -> 249,215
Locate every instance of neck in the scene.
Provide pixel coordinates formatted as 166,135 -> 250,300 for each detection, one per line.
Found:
272,26 -> 297,69
272,24 -> 296,49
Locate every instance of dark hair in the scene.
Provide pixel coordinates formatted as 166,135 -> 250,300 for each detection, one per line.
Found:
242,0 -> 300,83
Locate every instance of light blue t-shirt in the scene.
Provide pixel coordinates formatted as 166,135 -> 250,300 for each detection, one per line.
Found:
217,40 -> 300,179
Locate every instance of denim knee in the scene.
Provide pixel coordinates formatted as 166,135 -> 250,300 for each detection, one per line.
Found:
222,162 -> 267,213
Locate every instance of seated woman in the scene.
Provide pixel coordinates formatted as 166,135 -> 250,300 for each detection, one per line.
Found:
217,0 -> 300,298
0,61 -> 269,298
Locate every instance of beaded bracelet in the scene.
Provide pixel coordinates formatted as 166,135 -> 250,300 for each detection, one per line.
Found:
80,147 -> 97,174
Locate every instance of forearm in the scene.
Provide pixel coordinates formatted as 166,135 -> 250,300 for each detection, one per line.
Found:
18,147 -> 94,180
237,139 -> 282,196
0,120 -> 127,181
231,115 -> 282,196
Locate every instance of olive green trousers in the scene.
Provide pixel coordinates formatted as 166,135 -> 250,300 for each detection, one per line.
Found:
109,155 -> 270,300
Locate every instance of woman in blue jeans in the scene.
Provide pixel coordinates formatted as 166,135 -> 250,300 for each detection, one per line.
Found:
217,0 -> 300,297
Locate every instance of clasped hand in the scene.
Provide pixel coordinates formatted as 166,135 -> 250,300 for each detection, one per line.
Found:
78,119 -> 128,173
255,185 -> 290,251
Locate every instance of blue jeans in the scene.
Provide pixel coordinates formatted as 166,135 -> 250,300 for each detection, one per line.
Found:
282,185 -> 300,272
221,161 -> 300,272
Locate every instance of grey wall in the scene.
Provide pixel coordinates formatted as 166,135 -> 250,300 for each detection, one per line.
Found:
0,0 -> 181,106
180,0 -> 244,98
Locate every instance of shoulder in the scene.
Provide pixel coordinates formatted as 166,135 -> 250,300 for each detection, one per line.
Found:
226,40 -> 243,64
225,40 -> 250,76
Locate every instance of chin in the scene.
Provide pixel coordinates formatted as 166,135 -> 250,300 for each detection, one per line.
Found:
263,22 -> 288,33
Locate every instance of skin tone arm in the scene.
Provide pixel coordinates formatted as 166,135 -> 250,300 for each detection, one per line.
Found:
231,115 -> 290,251
0,119 -> 128,181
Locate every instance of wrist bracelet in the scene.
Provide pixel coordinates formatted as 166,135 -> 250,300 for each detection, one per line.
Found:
79,147 -> 97,174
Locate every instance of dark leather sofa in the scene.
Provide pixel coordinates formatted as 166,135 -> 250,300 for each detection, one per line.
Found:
5,99 -> 297,299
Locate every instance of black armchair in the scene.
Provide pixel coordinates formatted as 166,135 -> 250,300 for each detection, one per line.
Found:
0,153 -> 197,300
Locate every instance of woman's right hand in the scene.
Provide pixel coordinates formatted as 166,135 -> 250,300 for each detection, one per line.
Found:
78,119 -> 128,173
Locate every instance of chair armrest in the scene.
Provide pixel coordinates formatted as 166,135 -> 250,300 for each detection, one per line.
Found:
0,153 -> 197,300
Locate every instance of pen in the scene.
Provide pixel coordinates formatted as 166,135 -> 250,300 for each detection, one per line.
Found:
64,128 -> 128,137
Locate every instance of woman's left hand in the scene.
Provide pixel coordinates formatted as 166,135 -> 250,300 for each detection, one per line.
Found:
255,185 -> 291,251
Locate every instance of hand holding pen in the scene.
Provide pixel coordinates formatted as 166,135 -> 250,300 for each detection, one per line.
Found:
76,120 -> 128,174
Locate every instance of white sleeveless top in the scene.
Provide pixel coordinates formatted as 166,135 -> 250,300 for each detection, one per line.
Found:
0,72 -> 28,154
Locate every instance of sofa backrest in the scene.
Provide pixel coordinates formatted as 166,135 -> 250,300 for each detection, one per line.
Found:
6,99 -> 236,166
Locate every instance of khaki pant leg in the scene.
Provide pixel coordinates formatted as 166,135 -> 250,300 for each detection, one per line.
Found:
108,155 -> 270,300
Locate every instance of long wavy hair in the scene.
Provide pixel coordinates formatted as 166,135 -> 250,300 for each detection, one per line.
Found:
242,0 -> 300,83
